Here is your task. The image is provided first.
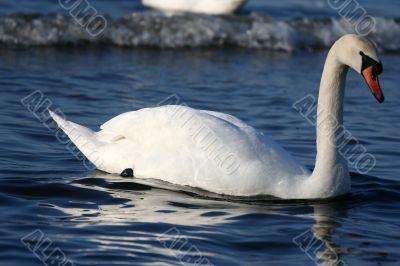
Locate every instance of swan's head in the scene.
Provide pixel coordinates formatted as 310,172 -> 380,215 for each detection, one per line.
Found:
334,34 -> 384,103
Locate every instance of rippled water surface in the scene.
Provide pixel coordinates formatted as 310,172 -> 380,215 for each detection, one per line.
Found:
1,1 -> 400,51
1,46 -> 400,266
1,1 -> 400,266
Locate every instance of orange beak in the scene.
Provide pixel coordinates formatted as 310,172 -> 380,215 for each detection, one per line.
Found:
362,65 -> 384,103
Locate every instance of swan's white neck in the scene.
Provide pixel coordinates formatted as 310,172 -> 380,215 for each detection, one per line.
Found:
307,47 -> 351,197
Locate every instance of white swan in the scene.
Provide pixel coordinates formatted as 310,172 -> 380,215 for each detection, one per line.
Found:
142,0 -> 246,15
50,34 -> 384,199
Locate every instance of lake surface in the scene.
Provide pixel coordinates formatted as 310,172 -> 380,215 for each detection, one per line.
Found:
0,1 -> 399,265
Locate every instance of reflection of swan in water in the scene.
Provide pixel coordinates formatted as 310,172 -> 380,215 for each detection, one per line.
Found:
51,174 -> 384,264
59,172 -> 352,230
293,203 -> 349,266
305,201 -> 390,266
64,172 -> 243,225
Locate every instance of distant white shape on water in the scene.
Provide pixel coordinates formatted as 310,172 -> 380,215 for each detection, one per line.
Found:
142,0 -> 247,15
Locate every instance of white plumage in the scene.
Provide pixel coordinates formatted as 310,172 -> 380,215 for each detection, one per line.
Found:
50,105 -> 309,197
142,0 -> 246,15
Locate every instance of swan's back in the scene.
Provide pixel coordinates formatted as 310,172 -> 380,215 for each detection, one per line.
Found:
95,105 -> 309,196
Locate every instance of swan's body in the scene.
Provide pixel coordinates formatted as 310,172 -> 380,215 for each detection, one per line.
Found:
50,34 -> 384,199
142,0 -> 246,15
50,106 -> 310,197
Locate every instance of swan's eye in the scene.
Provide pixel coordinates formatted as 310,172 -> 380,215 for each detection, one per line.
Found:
360,52 -> 383,75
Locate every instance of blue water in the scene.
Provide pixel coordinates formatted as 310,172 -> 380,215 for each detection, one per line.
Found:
1,1 -> 400,266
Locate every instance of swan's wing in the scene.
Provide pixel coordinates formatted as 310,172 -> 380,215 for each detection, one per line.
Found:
199,110 -> 251,131
96,105 -> 309,195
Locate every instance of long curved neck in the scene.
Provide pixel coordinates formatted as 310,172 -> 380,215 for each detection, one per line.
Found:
310,48 -> 350,193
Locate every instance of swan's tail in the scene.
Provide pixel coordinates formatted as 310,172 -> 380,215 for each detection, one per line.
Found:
49,110 -> 105,170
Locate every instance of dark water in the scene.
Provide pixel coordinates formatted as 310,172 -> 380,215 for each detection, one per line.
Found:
1,47 -> 400,266
1,1 -> 400,266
